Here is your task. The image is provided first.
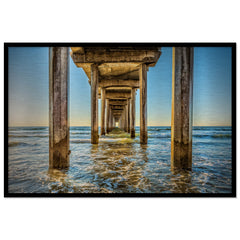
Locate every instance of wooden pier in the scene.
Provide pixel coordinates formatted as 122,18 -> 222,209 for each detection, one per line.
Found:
49,46 -> 194,170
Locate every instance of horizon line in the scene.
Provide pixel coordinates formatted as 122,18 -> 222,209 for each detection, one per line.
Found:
8,125 -> 232,127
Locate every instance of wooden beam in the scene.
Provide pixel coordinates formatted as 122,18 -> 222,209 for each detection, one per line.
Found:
171,47 -> 193,170
49,47 -> 70,169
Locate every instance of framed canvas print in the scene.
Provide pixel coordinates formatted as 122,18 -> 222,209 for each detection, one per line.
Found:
4,43 -> 236,197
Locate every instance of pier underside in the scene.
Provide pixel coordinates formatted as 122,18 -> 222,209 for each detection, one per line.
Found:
49,46 -> 194,170
71,46 -> 162,144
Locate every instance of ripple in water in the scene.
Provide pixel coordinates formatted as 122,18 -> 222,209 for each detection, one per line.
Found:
8,126 -> 232,194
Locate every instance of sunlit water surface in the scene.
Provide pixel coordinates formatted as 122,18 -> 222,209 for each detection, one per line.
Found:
8,126 -> 232,194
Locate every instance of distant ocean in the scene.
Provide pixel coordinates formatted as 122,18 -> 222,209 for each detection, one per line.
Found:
8,126 -> 232,194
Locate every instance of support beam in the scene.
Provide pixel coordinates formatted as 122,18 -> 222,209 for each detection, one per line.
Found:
71,49 -> 161,64
125,104 -> 128,132
101,88 -> 106,135
109,100 -> 127,105
49,47 -> 70,169
106,99 -> 110,134
91,64 -> 99,144
171,47 -> 194,170
98,79 -> 139,88
127,99 -> 130,133
130,88 -> 136,138
140,64 -> 148,144
105,92 -> 131,99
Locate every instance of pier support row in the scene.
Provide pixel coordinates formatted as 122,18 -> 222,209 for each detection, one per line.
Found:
49,47 -> 70,169
171,47 -> 193,170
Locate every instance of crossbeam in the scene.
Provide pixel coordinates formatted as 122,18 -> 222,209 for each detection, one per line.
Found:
99,79 -> 139,88
71,49 -> 161,64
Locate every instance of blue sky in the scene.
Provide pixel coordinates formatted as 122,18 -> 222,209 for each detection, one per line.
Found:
8,47 -> 232,126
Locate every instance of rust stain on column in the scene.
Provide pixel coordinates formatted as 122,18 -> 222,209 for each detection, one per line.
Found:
171,47 -> 193,170
140,64 -> 148,144
49,47 -> 70,169
91,64 -> 99,144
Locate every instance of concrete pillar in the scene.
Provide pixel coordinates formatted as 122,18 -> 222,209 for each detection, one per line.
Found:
130,88 -> 136,138
113,117 -> 115,128
91,64 -> 99,144
119,117 -> 122,129
125,104 -> 128,132
49,47 -> 70,169
122,108 -> 125,132
101,88 -> 106,135
140,64 -> 148,144
109,109 -> 112,132
171,47 -> 193,170
127,99 -> 130,133
106,99 -> 110,133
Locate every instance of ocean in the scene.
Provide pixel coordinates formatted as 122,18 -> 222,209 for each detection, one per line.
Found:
8,126 -> 232,194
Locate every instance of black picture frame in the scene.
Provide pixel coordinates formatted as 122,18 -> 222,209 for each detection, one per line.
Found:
4,42 -> 236,197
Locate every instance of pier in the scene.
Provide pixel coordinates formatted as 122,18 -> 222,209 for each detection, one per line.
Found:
49,46 -> 193,170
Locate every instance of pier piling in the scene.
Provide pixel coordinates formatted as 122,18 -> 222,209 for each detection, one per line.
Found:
49,47 -> 70,169
91,64 -> 99,144
171,47 -> 193,170
101,88 -> 106,135
140,64 -> 148,144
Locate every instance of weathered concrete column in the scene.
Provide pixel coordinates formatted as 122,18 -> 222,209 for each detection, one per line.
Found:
140,64 -> 148,144
125,104 -> 128,132
101,88 -> 106,135
106,99 -> 110,133
171,47 -> 193,170
127,99 -> 130,133
130,88 -> 136,138
91,64 -> 99,144
113,117 -> 115,128
122,107 -> 126,132
119,117 -> 122,129
109,109 -> 112,131
49,47 -> 70,169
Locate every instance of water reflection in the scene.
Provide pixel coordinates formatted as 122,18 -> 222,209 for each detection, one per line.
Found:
169,169 -> 199,193
47,168 -> 71,193
90,142 -> 149,193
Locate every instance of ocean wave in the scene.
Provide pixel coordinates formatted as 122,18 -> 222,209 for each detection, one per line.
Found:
14,127 -> 48,131
70,139 -> 91,143
8,142 -> 39,147
70,132 -> 90,135
9,135 -> 48,138
148,134 -> 171,138
148,128 -> 171,132
212,134 -> 232,138
193,134 -> 232,139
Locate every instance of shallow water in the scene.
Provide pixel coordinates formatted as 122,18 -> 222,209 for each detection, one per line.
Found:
8,126 -> 232,194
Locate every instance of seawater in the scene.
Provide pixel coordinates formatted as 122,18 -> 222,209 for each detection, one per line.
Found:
8,126 -> 232,194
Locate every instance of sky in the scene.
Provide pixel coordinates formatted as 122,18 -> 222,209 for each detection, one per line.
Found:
8,47 -> 232,127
